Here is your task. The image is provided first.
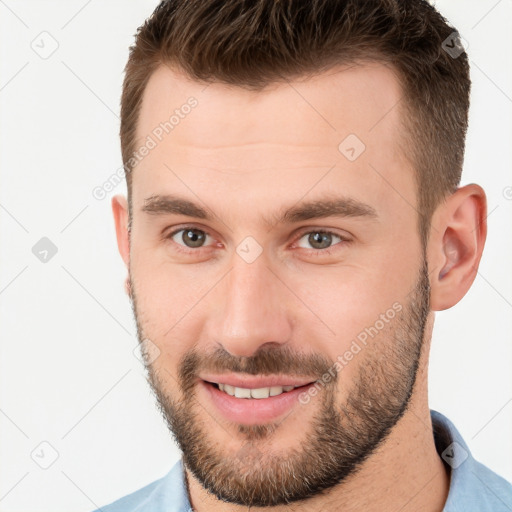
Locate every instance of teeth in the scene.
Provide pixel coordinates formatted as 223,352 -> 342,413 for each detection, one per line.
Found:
250,387 -> 270,399
269,386 -> 283,396
215,383 -> 301,399
235,387 -> 251,398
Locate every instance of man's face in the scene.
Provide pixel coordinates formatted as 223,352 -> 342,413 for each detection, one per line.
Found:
125,62 -> 431,506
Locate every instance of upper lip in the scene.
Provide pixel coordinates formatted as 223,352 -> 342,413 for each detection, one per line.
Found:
200,373 -> 316,389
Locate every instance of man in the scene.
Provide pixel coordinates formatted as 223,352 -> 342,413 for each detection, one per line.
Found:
97,0 -> 512,510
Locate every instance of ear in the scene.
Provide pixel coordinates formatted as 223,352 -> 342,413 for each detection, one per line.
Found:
112,194 -> 131,295
428,184 -> 487,311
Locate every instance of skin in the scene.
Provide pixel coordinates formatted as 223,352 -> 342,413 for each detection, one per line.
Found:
112,62 -> 487,511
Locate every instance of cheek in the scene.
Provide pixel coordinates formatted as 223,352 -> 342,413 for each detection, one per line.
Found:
284,257 -> 414,373
131,242 -> 206,318
130,255 -> 207,366
298,284 -> 406,390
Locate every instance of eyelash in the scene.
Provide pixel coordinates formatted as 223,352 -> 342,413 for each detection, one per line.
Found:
294,230 -> 350,256
165,225 -> 351,256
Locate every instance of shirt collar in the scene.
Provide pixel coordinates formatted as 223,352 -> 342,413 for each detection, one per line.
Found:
431,409 -> 512,511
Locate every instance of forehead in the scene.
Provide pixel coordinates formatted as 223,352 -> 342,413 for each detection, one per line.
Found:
132,61 -> 415,226
136,61 -> 405,151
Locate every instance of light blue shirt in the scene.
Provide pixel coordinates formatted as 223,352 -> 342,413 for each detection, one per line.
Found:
94,410 -> 512,511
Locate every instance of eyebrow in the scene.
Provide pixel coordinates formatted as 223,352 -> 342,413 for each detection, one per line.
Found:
141,194 -> 378,226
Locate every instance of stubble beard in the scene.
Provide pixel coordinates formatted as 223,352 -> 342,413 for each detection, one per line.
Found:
129,257 -> 430,507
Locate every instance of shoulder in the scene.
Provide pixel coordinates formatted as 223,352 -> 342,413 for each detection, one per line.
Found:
91,459 -> 190,512
430,409 -> 512,511
463,457 -> 512,511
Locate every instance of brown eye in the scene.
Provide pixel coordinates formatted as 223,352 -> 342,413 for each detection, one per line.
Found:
171,228 -> 210,248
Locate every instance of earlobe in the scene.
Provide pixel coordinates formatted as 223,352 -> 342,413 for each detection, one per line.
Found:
429,184 -> 487,311
112,194 -> 130,269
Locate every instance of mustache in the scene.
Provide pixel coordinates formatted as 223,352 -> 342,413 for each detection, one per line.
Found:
178,344 -> 336,392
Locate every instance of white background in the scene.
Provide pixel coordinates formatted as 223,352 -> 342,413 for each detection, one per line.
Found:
0,1 -> 511,511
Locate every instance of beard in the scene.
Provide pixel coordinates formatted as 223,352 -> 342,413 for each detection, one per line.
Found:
129,256 -> 430,507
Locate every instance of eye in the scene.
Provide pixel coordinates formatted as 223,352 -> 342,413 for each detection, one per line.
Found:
295,230 -> 347,251
169,227 -> 212,248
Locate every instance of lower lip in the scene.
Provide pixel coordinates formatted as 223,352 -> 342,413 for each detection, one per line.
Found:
199,380 -> 315,425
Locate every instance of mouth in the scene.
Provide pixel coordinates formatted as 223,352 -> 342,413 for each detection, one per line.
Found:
198,376 -> 318,425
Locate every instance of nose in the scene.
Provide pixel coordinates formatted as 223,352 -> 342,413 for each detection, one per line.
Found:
207,254 -> 293,358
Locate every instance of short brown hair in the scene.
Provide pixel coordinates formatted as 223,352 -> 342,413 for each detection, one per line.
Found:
120,0 -> 470,248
